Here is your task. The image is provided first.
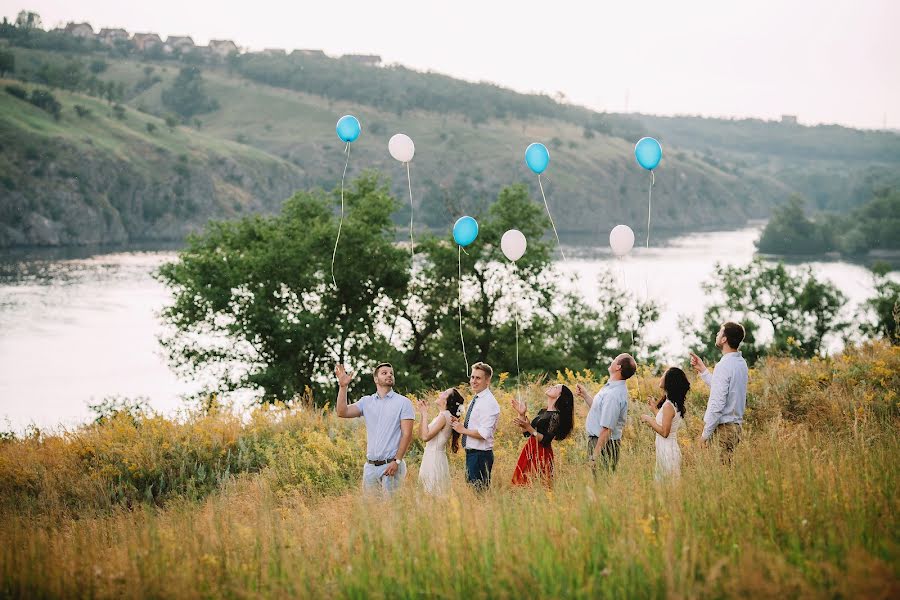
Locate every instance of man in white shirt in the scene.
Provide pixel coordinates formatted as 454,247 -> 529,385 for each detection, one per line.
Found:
451,362 -> 500,491
690,321 -> 749,462
335,362 -> 415,495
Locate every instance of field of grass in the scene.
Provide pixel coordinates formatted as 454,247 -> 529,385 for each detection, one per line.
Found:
1,342 -> 898,598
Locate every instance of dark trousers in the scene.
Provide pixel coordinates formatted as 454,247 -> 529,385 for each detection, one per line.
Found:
588,436 -> 621,472
465,449 -> 494,490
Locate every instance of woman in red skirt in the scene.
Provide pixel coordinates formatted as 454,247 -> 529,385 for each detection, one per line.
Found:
510,384 -> 574,486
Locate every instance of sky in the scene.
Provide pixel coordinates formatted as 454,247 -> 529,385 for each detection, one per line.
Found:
2,0 -> 899,130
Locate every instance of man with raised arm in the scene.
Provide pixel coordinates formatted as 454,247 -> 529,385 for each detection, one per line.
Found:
335,362 -> 415,495
690,321 -> 749,462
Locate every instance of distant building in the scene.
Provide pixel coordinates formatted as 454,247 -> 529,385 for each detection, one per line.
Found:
165,36 -> 195,54
343,54 -> 381,66
259,48 -> 286,56
98,28 -> 129,45
132,33 -> 162,51
208,39 -> 239,57
292,49 -> 326,58
781,114 -> 798,125
64,22 -> 94,38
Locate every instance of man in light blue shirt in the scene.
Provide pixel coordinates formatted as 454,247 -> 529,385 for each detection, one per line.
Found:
690,321 -> 749,461
576,353 -> 636,472
335,362 -> 415,495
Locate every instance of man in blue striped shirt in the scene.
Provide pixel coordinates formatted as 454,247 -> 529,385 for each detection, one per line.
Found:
690,322 -> 749,462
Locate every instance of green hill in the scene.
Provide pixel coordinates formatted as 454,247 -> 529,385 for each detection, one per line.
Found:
1,25 -> 898,247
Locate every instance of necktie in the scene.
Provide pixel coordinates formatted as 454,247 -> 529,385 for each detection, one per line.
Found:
461,395 -> 478,449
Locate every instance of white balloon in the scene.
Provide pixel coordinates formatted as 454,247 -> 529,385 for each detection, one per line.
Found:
388,133 -> 415,163
501,229 -> 527,262
609,225 -> 635,256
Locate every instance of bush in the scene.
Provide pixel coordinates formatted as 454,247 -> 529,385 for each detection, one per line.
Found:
27,89 -> 61,120
5,84 -> 27,100
73,104 -> 91,118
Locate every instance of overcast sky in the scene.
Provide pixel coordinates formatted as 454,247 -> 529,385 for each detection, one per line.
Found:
3,0 -> 898,129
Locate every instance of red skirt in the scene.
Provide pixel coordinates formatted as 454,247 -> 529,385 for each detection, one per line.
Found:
511,435 -> 554,486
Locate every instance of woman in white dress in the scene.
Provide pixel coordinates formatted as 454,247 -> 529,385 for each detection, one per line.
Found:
641,367 -> 689,480
416,388 -> 465,495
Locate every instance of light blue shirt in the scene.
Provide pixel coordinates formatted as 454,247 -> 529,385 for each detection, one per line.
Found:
585,379 -> 629,440
700,351 -> 749,440
355,390 -> 415,461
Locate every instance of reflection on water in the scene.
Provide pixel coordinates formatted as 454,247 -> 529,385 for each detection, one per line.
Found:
0,227 -> 895,431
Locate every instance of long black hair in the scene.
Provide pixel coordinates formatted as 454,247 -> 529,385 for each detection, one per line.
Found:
446,389 -> 466,453
657,367 -> 689,417
554,385 -> 575,441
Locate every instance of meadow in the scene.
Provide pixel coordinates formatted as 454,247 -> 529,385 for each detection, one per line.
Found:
1,342 -> 898,598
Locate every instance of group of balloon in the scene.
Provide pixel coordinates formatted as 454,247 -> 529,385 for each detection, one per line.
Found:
334,114 -> 663,265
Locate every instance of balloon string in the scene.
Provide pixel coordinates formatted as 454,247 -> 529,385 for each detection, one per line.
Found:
513,262 -> 522,404
331,142 -> 350,289
406,161 -> 415,262
538,174 -> 567,263
618,258 -> 635,347
458,245 -> 469,379
646,170 -> 655,249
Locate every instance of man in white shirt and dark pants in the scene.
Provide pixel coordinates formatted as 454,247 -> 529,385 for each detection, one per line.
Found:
452,362 -> 500,491
690,321 -> 749,462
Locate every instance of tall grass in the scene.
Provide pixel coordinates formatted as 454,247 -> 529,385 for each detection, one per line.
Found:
1,342 -> 898,598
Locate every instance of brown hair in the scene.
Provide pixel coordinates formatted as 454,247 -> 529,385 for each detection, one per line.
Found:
617,354 -> 637,380
722,322 -> 745,349
471,361 -> 493,378
372,362 -> 393,378
447,389 -> 466,453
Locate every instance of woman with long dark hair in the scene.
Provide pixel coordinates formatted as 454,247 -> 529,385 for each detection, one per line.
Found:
641,367 -> 689,480
510,384 -> 574,486
417,388 -> 465,495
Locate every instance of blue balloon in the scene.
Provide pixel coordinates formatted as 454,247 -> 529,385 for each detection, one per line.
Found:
336,115 -> 360,143
635,137 -> 662,170
524,143 -> 550,174
453,216 -> 479,247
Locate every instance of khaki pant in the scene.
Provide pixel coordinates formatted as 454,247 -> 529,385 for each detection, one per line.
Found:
714,423 -> 742,462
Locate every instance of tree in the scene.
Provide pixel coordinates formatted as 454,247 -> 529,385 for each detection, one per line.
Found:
858,262 -> 900,344
157,176 -> 662,403
161,66 -> 220,119
15,11 -> 42,30
683,259 -> 849,362
156,173 -> 410,403
756,195 -> 834,255
27,89 -> 61,120
0,50 -> 13,77
89,59 -> 108,74
388,184 -> 660,389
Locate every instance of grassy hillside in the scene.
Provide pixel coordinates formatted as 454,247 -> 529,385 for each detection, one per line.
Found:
1,37 -> 899,246
0,342 -> 897,597
0,76 -> 304,246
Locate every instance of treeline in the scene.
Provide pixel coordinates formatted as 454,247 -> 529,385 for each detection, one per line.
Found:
757,190 -> 900,256
158,174 -> 899,405
230,53 -> 643,140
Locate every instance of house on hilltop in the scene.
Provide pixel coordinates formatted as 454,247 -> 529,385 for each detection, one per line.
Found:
132,33 -> 162,51
165,36 -> 195,54
208,39 -> 239,57
343,54 -> 381,66
98,28 -> 128,46
64,22 -> 94,38
292,49 -> 326,58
